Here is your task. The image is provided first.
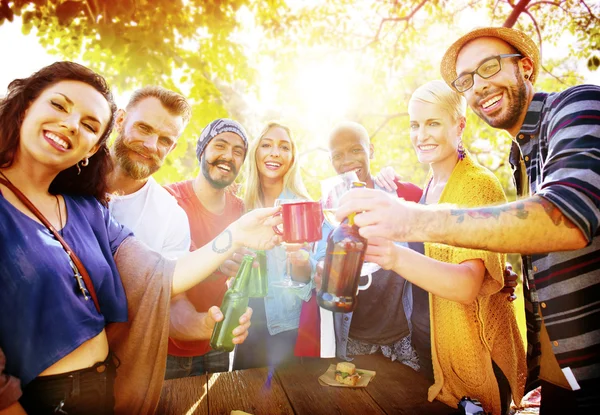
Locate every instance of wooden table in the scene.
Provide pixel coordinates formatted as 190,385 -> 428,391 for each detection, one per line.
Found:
157,354 -> 454,414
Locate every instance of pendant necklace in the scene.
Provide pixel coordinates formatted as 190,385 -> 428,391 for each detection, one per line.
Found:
0,170 -> 90,300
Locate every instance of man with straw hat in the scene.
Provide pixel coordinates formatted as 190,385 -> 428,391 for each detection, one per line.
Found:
335,27 -> 600,413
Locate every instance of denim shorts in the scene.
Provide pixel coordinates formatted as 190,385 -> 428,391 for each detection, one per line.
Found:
19,353 -> 117,415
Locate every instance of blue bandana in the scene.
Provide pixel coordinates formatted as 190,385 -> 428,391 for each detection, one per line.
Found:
196,118 -> 249,163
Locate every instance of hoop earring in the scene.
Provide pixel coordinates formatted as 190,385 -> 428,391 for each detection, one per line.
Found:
457,139 -> 466,161
77,157 -> 89,176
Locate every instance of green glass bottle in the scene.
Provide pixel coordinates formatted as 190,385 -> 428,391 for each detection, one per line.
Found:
210,254 -> 253,352
247,249 -> 268,298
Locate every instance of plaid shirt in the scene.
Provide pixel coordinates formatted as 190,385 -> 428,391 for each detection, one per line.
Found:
509,85 -> 600,393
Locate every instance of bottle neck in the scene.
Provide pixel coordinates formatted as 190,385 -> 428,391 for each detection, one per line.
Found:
231,258 -> 253,293
347,212 -> 356,226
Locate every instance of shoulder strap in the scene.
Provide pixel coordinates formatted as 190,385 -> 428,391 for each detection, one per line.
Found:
0,178 -> 101,313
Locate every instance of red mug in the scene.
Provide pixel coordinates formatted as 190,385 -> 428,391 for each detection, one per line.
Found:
273,200 -> 323,243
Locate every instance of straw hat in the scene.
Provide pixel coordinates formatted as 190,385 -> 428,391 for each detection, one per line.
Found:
440,27 -> 540,89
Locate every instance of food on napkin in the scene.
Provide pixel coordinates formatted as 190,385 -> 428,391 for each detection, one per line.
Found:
334,362 -> 361,386
319,362 -> 376,388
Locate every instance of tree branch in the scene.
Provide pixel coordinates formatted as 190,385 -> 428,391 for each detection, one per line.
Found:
523,9 -> 543,59
503,0 -> 532,27
370,112 -> 409,141
541,63 -> 567,84
84,0 -> 96,23
527,1 -> 568,13
371,0 -> 429,43
581,0 -> 599,20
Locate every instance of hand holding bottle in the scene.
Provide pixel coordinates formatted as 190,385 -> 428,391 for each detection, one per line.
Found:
219,247 -> 259,279
210,255 -> 254,352
205,305 -> 253,345
336,187 -> 424,242
363,236 -> 401,270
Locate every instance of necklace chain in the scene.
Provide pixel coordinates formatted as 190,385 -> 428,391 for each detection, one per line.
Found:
1,170 -> 63,234
0,169 -> 88,300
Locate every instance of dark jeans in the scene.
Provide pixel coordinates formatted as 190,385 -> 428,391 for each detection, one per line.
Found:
540,378 -> 600,414
232,297 -> 299,370
164,350 -> 230,380
20,354 -> 116,415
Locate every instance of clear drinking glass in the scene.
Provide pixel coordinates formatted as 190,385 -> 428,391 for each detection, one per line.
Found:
320,171 -> 359,227
271,199 -> 308,289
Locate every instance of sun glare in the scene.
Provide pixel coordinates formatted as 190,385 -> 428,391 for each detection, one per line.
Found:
292,56 -> 359,126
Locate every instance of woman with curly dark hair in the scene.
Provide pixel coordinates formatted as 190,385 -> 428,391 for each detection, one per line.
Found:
0,61 -> 281,414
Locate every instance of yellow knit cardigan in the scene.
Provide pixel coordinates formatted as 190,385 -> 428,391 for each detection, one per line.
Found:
424,154 -> 526,414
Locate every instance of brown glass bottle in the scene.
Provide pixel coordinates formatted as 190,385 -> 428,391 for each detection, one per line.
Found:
317,182 -> 367,313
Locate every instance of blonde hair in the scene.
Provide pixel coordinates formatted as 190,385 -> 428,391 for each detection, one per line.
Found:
243,122 -> 311,210
409,80 -> 467,121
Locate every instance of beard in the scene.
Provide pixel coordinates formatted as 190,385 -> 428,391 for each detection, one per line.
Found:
201,154 -> 238,189
113,133 -> 162,180
474,68 -> 528,131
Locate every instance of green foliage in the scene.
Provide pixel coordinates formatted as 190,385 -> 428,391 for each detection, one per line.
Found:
1,0 -> 287,186
1,0 -> 597,196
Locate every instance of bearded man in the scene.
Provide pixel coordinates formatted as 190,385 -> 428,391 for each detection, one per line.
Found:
108,86 -> 191,259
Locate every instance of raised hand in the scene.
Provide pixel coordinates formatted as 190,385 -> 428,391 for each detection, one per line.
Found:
219,247 -> 259,279
373,166 -> 401,192
501,262 -> 518,302
363,236 -> 400,270
229,206 -> 282,251
314,260 -> 324,291
335,187 -> 425,242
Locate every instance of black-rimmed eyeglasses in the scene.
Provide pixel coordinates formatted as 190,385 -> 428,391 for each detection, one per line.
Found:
452,54 -> 522,92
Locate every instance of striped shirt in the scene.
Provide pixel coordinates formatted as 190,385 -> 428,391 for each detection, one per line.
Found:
509,85 -> 600,395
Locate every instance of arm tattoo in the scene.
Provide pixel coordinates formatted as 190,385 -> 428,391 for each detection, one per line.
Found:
451,202 -> 528,223
533,197 -> 578,228
212,229 -> 233,254
450,197 -> 577,228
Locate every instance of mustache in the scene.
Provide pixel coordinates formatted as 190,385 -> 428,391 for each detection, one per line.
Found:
475,88 -> 503,103
207,158 -> 237,173
121,142 -> 161,165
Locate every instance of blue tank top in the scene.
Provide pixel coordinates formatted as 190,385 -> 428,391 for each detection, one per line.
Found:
0,193 -> 132,385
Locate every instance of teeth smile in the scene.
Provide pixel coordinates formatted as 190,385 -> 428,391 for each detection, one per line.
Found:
45,132 -> 69,149
265,162 -> 281,168
419,145 -> 437,151
217,164 -> 231,172
482,95 -> 501,109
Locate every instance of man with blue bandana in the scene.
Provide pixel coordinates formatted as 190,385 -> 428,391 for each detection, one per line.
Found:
164,118 -> 251,378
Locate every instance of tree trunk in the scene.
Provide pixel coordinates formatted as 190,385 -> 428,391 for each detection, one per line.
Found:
503,0 -> 532,28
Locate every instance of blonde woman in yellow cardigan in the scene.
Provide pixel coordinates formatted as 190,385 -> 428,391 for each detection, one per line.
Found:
363,80 -> 526,414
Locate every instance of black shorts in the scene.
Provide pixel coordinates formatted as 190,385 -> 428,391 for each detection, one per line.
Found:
20,353 -> 117,415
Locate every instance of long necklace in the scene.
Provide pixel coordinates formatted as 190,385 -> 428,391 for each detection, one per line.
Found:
54,194 -> 63,235
0,170 -> 90,301
0,170 -> 63,233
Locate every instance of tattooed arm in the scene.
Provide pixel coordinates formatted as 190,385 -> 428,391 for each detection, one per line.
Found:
171,207 -> 281,296
335,188 -> 587,255
439,195 -> 587,254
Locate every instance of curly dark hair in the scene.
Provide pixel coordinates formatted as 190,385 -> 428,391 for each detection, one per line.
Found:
0,61 -> 117,205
